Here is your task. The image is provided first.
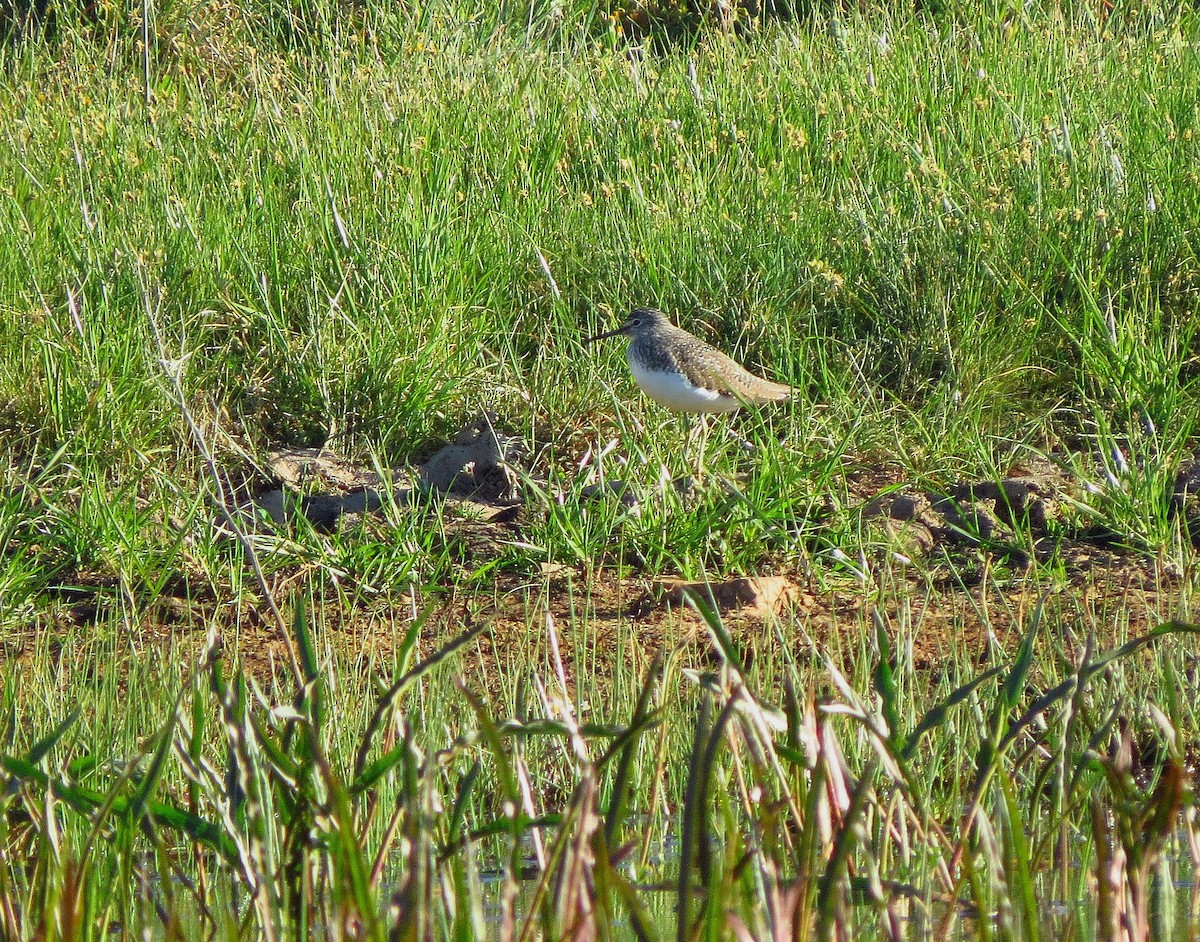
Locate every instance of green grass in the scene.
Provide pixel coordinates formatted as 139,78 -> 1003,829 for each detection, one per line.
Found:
2,0 -> 1200,937
5,0 -> 1200,587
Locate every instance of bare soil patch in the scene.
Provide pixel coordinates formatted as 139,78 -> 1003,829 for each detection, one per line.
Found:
7,427 -> 1198,699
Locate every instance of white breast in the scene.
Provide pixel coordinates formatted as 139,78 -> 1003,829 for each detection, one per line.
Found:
630,357 -> 741,413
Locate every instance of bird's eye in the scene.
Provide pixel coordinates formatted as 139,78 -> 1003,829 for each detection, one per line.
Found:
631,316 -> 642,326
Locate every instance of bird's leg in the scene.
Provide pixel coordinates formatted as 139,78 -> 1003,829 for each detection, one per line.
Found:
693,413 -> 713,480
727,421 -> 757,455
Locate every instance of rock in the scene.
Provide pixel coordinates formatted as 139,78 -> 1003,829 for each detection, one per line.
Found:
268,447 -> 384,491
231,417 -> 530,535
948,477 -> 1058,532
880,518 -> 937,557
245,446 -> 408,531
861,491 -> 939,556
861,481 -> 1035,563
302,490 -> 387,529
420,413 -> 526,503
251,488 -> 290,526
863,491 -> 932,524
246,487 -> 387,530
931,496 -> 1000,543
235,415 -> 529,535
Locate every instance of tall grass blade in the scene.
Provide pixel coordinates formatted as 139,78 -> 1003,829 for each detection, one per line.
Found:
603,651 -> 662,848
815,756 -> 878,942
872,608 -> 902,748
903,667 -> 1005,761
354,613 -> 483,781
677,692 -> 712,942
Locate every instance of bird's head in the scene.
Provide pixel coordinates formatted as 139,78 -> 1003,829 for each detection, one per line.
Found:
586,308 -> 667,343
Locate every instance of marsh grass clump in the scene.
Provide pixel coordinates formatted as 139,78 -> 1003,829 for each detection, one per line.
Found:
1,592 -> 1197,938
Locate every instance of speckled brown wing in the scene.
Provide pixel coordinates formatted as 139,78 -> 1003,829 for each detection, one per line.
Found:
669,334 -> 793,405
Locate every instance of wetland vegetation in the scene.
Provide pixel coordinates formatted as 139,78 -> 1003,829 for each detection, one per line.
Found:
1,0 -> 1199,937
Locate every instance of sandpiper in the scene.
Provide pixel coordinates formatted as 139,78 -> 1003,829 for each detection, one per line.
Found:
586,308 -> 793,413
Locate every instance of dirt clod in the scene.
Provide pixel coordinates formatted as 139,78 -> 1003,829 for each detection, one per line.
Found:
244,415 -> 529,532
636,575 -> 800,619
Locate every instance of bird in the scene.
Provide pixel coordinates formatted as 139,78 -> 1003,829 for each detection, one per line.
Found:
586,307 -> 793,414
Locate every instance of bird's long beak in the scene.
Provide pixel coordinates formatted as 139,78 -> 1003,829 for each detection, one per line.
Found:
585,325 -> 627,344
